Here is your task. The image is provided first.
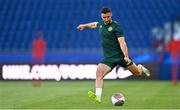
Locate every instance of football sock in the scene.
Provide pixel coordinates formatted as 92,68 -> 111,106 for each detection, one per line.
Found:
96,88 -> 102,99
138,64 -> 150,77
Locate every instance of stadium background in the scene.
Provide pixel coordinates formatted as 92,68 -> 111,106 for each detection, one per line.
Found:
0,0 -> 180,109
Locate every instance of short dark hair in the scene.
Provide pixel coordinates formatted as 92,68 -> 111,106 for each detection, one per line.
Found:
101,7 -> 112,14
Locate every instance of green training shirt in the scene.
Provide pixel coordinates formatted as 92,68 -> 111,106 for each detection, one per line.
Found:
97,20 -> 125,59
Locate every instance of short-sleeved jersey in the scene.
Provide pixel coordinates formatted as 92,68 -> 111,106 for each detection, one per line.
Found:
97,20 -> 125,60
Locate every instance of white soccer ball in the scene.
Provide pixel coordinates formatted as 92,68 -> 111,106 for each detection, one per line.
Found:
111,93 -> 125,106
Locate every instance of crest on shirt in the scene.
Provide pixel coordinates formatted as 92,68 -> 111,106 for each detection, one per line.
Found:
100,25 -> 102,28
108,27 -> 113,31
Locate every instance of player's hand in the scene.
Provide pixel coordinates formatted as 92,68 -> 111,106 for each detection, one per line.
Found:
77,24 -> 85,31
124,57 -> 131,65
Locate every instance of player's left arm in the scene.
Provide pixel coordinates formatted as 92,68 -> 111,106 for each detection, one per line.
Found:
118,37 -> 131,64
118,37 -> 129,58
115,23 -> 131,63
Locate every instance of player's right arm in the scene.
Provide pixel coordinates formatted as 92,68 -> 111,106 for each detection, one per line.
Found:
77,22 -> 98,30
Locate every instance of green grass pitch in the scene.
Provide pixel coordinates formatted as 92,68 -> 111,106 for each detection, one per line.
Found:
0,80 -> 180,109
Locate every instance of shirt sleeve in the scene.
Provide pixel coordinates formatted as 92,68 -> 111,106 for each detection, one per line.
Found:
96,22 -> 100,28
115,24 -> 124,37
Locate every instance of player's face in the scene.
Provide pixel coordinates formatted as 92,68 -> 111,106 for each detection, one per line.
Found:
101,12 -> 112,24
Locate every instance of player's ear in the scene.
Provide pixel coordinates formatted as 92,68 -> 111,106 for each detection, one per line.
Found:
110,12 -> 112,17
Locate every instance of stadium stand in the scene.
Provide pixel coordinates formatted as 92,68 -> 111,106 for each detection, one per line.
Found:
0,0 -> 179,53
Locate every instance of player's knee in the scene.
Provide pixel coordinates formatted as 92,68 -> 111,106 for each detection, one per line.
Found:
96,68 -> 104,79
96,71 -> 103,78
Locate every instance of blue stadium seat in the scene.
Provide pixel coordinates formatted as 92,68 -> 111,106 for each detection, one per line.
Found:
0,0 -> 179,53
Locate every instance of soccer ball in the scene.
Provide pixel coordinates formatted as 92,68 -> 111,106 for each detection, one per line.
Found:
111,93 -> 125,106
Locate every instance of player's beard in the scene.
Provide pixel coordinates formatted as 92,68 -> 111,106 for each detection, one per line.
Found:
104,20 -> 112,25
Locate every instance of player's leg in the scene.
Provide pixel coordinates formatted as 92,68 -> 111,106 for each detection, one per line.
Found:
96,63 -> 112,89
138,64 -> 150,76
88,63 -> 112,103
127,63 -> 150,77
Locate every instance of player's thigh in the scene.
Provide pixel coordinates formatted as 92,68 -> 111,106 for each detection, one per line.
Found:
115,56 -> 133,68
96,63 -> 112,77
126,63 -> 140,75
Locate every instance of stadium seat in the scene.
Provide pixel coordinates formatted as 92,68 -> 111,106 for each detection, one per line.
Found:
0,0 -> 179,53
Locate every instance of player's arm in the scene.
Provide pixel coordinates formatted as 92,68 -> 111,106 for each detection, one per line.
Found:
77,22 -> 98,30
118,37 -> 131,63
